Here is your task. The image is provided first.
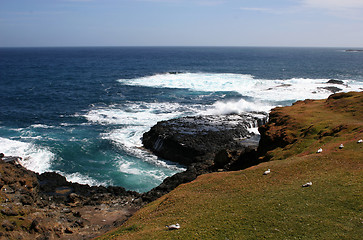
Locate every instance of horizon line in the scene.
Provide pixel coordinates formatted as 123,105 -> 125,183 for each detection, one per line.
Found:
1,45 -> 362,49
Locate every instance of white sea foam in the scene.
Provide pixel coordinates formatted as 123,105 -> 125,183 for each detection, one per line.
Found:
30,124 -> 56,129
56,171 -> 108,186
118,73 -> 363,102
84,102 -> 201,165
0,137 -> 53,173
202,98 -> 274,115
117,157 -> 180,182
81,72 -> 363,182
118,161 -> 142,175
104,129 -> 185,171
84,102 -> 199,126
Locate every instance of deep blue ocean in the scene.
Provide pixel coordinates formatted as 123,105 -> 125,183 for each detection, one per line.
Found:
1,47 -> 362,192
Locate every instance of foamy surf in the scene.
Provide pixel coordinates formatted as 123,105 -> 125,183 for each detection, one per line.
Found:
118,73 -> 363,102
112,72 -> 363,162
84,72 -> 362,189
84,102 -> 204,160
0,137 -> 53,173
56,171 -> 109,186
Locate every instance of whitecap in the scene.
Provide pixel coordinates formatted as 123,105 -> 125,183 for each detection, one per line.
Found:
118,72 -> 363,102
0,137 -> 53,173
116,157 -> 183,182
30,124 -> 56,129
56,171 -> 109,186
202,98 -> 274,115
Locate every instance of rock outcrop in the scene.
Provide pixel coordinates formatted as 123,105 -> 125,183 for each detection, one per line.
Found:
143,113 -> 267,166
0,155 -> 143,240
142,112 -> 268,201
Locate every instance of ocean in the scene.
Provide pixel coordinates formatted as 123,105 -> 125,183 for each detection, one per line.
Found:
1,47 -> 362,192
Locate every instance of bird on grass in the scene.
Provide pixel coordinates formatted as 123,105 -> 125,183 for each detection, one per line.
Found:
263,169 -> 271,175
302,182 -> 312,187
317,148 -> 323,153
358,139 -> 362,143
166,223 -> 180,230
339,144 -> 344,149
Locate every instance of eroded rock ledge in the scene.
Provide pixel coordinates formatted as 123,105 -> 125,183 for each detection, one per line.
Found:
142,112 -> 268,201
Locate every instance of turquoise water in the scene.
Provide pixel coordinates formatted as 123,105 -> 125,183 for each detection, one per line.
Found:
1,47 -> 362,192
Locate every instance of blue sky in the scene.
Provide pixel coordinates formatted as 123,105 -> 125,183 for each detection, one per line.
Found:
1,0 -> 363,47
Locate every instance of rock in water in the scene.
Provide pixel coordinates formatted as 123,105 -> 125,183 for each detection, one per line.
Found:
142,113 -> 268,167
327,79 -> 344,85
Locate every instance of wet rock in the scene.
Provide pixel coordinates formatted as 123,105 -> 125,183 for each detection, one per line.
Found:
1,156 -> 22,164
143,113 -> 268,166
141,113 -> 268,202
322,86 -> 342,93
327,79 -> 344,85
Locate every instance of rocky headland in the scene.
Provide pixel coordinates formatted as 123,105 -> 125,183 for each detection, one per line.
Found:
1,111 -> 268,239
2,91 -> 362,240
100,91 -> 363,240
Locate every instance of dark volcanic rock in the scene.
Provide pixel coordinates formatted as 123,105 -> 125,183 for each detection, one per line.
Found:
327,79 -> 344,85
142,113 -> 268,167
141,113 -> 268,202
322,86 -> 342,93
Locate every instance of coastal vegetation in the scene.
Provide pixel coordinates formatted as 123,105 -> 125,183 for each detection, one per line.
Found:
98,92 -> 363,240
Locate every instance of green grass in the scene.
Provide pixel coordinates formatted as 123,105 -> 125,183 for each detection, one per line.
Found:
98,92 -> 363,240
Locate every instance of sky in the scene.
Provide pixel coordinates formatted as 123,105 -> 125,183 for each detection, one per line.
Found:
0,0 -> 363,47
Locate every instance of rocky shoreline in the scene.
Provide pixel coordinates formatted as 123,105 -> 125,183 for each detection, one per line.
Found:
0,155 -> 143,239
1,112 -> 269,239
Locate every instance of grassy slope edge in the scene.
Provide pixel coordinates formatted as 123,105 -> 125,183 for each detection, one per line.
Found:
98,92 -> 363,240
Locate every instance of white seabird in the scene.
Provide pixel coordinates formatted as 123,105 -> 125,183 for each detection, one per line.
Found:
166,223 -> 180,230
302,182 -> 312,187
316,148 -> 323,153
358,139 -> 363,143
339,144 -> 344,149
263,169 -> 271,175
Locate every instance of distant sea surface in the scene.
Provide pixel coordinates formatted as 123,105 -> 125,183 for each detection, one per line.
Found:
1,47 -> 362,192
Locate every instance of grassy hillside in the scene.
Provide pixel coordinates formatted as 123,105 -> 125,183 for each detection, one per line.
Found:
98,92 -> 363,240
